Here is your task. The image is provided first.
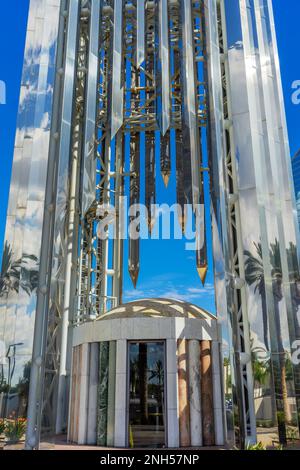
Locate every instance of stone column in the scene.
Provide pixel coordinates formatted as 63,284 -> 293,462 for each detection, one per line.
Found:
177,338 -> 190,446
68,345 -> 78,442
167,339 -> 179,447
211,341 -> 225,445
97,341 -> 109,446
188,340 -> 202,446
200,340 -> 215,446
107,341 -> 116,446
77,343 -> 90,444
73,345 -> 81,443
114,339 -> 127,447
87,343 -> 99,444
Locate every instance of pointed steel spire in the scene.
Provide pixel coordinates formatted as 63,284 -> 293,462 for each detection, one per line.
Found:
196,233 -> 208,286
129,265 -> 139,289
197,265 -> 208,286
162,172 -> 170,188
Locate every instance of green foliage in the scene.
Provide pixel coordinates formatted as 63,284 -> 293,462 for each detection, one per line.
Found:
0,420 -> 5,435
245,442 -> 266,450
276,411 -> 286,426
256,419 -> 273,428
286,427 -> 298,441
4,419 -> 26,443
129,425 -> 134,448
235,441 -> 283,451
252,358 -> 269,386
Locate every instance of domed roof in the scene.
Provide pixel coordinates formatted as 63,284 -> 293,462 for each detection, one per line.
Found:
97,298 -> 215,321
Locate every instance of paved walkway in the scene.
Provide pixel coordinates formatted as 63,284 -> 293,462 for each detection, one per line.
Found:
3,434 -> 227,451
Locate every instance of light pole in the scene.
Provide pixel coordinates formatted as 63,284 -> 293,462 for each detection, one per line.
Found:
5,343 -> 24,418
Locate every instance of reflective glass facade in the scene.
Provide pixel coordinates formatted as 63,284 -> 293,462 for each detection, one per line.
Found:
217,0 -> 300,446
292,150 -> 300,228
128,342 -> 166,448
0,0 -> 61,425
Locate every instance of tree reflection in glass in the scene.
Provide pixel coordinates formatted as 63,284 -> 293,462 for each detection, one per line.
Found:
128,342 -> 165,448
0,241 -> 39,297
245,240 -> 300,445
0,242 -> 38,423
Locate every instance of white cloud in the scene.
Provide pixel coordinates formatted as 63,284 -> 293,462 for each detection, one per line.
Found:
123,280 -> 216,312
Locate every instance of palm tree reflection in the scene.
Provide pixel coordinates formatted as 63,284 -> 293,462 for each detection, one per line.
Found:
0,241 -> 39,297
244,240 -> 300,443
0,242 -> 39,420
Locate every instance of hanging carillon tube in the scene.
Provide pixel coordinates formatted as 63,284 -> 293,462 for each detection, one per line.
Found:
82,0 -> 209,300
128,1 -> 141,287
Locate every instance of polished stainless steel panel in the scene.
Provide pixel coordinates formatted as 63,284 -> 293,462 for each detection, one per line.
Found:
136,0 -> 145,69
111,0 -> 124,139
0,0 -> 61,425
159,0 -> 170,135
180,0 -> 200,210
82,0 -> 102,215
224,0 -> 300,444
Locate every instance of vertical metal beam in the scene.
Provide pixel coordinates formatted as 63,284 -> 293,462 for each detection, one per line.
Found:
25,0 -> 80,449
136,0 -> 146,69
217,0 -> 256,445
159,0 -> 171,136
180,0 -> 201,211
112,132 -> 124,303
82,0 -> 102,215
111,0 -> 124,139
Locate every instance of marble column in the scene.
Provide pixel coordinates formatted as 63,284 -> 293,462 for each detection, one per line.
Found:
77,343 -> 90,444
211,341 -> 225,445
87,343 -> 99,444
177,338 -> 190,446
188,340 -> 202,446
68,345 -> 78,442
97,341 -> 109,446
114,340 -> 127,447
107,341 -> 116,446
200,340 -> 215,446
73,344 -> 82,443
166,339 -> 180,447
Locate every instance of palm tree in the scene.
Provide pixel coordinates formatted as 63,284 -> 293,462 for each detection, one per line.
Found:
223,357 -> 231,396
244,242 -> 269,350
0,241 -> 39,297
252,359 -> 269,388
149,360 -> 164,386
130,358 -> 139,395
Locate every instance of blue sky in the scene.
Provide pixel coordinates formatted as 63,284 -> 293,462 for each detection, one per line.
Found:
0,0 -> 299,313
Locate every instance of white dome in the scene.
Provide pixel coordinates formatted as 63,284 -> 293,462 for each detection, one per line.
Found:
97,297 -> 215,321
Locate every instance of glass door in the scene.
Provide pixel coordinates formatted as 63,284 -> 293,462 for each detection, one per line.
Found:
128,341 -> 166,448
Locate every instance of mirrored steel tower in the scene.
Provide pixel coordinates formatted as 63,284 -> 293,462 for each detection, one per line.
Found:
1,0 -> 300,450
